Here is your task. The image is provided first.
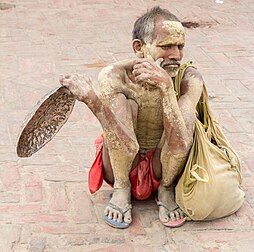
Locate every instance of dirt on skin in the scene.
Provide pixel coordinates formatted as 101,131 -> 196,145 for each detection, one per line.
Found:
162,21 -> 185,40
97,21 -> 189,177
99,61 -> 165,153
159,21 -> 185,46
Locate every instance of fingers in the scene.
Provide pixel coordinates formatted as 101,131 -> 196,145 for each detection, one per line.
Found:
132,67 -> 151,77
132,58 -> 164,81
58,73 -> 93,102
59,74 -> 72,86
132,58 -> 151,65
156,58 -> 164,67
59,75 -> 64,85
133,58 -> 163,69
84,76 -> 92,85
59,74 -> 91,87
133,64 -> 165,86
134,72 -> 152,84
133,61 -> 153,70
132,61 -> 156,81
60,76 -> 72,90
133,61 -> 156,73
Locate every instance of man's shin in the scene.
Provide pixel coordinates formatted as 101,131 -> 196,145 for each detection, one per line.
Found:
108,148 -> 135,188
160,150 -> 189,188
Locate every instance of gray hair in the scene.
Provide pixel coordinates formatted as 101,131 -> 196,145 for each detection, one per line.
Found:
132,6 -> 180,44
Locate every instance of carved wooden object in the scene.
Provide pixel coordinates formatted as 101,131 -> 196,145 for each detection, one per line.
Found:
17,87 -> 75,157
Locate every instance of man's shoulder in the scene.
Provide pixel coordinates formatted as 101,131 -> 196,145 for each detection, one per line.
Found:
98,59 -> 135,81
183,65 -> 202,79
180,65 -> 204,96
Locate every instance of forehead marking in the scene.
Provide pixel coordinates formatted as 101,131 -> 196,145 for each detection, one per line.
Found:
156,21 -> 185,45
162,21 -> 184,35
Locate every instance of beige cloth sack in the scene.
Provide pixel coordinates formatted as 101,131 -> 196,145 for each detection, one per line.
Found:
174,62 -> 245,221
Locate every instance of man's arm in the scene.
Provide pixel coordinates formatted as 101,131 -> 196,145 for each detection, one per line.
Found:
59,65 -> 138,150
132,60 -> 203,155
160,67 -> 203,154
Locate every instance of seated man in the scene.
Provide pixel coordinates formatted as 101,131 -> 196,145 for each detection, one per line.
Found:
60,6 -> 203,228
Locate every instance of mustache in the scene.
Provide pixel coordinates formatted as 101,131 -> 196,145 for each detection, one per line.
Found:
160,60 -> 180,68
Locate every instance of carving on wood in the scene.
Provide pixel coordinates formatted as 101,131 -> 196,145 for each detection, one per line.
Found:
17,87 -> 75,157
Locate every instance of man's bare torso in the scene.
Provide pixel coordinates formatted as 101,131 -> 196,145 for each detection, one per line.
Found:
99,60 -> 165,152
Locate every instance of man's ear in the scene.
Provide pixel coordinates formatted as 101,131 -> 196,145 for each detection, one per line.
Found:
132,39 -> 145,58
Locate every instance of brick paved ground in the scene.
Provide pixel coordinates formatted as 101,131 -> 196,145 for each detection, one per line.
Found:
0,0 -> 254,251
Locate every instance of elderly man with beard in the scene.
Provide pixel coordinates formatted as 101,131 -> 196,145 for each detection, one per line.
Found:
60,6 -> 203,229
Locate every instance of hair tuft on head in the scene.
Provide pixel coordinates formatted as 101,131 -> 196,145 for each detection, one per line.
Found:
132,6 -> 180,43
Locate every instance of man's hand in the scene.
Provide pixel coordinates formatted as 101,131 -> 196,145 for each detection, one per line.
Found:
59,74 -> 93,101
132,58 -> 173,88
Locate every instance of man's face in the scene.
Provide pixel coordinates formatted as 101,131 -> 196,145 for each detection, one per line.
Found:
142,18 -> 185,77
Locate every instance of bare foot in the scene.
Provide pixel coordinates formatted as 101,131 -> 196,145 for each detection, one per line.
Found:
104,187 -> 132,224
157,184 -> 185,226
59,74 -> 94,102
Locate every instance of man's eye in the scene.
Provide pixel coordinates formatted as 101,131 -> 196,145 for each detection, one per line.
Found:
161,45 -> 172,50
178,45 -> 184,50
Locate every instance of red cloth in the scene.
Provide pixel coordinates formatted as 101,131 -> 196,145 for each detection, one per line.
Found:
88,134 -> 160,200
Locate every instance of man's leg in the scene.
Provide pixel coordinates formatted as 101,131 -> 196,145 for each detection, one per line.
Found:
152,134 -> 191,226
102,98 -> 139,225
60,74 -> 139,225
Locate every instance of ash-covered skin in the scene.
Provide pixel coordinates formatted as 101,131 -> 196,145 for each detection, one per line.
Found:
60,17 -> 204,227
162,21 -> 185,41
139,18 -> 185,78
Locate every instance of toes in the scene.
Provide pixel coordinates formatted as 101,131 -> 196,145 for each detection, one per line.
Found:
124,211 -> 132,224
159,206 -> 185,223
104,206 -> 115,220
161,215 -> 169,223
169,211 -> 176,222
104,188 -> 132,225
117,212 -> 123,223
159,207 -> 170,223
104,207 -> 109,216
174,211 -> 180,221
168,209 -> 185,222
104,207 -> 125,223
112,212 -> 118,222
108,210 -> 113,220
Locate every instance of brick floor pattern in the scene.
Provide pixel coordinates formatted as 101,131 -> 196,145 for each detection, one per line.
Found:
0,0 -> 254,251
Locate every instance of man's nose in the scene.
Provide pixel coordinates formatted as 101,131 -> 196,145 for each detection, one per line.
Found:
167,46 -> 182,61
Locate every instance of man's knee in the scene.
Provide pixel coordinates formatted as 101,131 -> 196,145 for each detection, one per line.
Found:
123,141 -> 139,158
160,146 -> 190,167
159,139 -> 192,185
162,135 -> 193,157
102,141 -> 139,183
